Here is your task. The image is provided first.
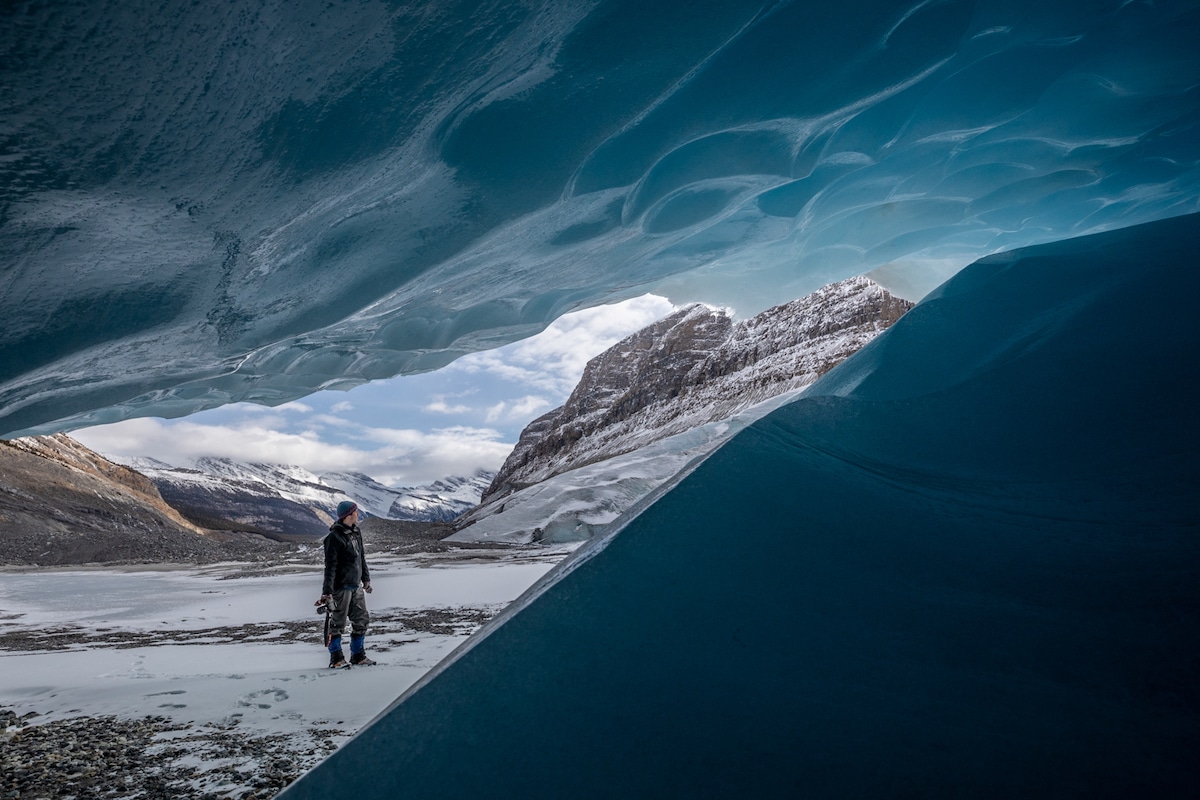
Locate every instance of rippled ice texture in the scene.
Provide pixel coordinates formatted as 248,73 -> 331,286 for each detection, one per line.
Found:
3,0 -> 1199,435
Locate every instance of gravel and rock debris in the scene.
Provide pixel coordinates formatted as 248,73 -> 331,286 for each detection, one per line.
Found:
1,709 -> 346,799
0,603 -> 505,798
0,605 -> 504,653
0,522 -> 541,798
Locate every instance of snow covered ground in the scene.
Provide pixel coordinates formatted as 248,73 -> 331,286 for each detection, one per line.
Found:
0,550 -> 567,797
451,388 -> 806,544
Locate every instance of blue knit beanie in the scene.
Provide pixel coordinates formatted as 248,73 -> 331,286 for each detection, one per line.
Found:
336,500 -> 358,521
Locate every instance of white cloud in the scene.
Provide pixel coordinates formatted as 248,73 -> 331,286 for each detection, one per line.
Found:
424,396 -> 471,414
76,418 -> 332,469
509,395 -> 552,418
484,396 -> 552,423
308,413 -> 359,430
330,425 -> 513,486
453,294 -> 675,395
329,401 -> 354,413
74,417 -> 513,487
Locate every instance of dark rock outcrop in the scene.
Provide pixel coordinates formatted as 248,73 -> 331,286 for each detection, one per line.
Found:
0,435 -> 282,566
483,277 -> 912,503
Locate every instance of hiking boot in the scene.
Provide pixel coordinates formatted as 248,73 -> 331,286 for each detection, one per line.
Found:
350,652 -> 377,666
329,650 -> 348,668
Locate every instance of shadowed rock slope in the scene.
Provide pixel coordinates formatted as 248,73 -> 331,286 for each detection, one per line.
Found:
483,276 -> 911,503
0,435 -> 281,566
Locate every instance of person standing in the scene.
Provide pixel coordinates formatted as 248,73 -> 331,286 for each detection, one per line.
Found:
319,500 -> 376,667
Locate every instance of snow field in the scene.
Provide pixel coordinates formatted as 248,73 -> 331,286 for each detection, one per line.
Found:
0,554 -> 561,747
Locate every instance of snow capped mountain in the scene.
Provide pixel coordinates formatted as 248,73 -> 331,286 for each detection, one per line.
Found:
125,457 -> 492,537
125,458 -> 348,539
484,277 -> 910,503
385,472 -> 496,522
316,471 -> 412,518
454,277 -> 910,544
194,459 -> 344,512
449,394 -> 799,546
317,468 -> 495,522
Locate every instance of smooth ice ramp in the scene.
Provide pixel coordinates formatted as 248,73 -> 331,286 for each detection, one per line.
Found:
279,214 -> 1199,797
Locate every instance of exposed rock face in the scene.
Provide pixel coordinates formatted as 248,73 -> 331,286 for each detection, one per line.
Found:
0,437 -> 487,566
483,277 -> 912,503
135,458 -> 343,540
0,434 -> 270,566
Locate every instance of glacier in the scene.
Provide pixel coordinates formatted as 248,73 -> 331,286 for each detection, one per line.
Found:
3,2 -> 1199,794
279,213 -> 1200,798
447,390 -> 798,545
3,0 -> 1200,436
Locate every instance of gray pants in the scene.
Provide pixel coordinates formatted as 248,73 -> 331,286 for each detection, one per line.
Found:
329,586 -> 369,639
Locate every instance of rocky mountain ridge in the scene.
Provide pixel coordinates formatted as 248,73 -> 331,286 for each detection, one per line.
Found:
1,436 -> 494,565
124,457 -> 345,540
483,276 -> 912,505
0,435 -> 280,566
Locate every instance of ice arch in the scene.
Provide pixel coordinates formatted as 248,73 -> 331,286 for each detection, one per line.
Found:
3,0 -> 1200,436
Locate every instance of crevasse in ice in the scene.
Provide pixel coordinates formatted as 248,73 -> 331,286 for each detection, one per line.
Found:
3,0 -> 1199,435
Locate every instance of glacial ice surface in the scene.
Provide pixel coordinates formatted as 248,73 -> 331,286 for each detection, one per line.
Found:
279,213 -> 1200,798
3,0 -> 1200,435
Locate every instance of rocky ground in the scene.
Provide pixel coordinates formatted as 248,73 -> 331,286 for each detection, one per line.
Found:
0,515 -> 476,572
0,517 -> 530,799
0,598 -> 502,800
0,605 -> 497,654
0,710 -> 338,800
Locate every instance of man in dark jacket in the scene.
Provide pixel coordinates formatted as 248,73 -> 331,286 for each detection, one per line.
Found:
319,500 -> 375,667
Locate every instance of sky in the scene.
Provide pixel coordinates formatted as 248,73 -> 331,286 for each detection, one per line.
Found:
73,295 -> 677,487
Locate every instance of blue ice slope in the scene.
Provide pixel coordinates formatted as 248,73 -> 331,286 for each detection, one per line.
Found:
280,213 -> 1200,798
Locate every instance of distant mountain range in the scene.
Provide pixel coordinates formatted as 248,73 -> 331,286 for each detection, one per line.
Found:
0,433 -> 490,565
123,458 -> 496,537
0,435 -> 283,565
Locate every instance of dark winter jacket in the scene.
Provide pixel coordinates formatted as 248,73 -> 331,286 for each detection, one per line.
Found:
322,521 -> 370,596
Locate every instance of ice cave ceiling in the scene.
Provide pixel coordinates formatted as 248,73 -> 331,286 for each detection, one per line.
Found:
2,0 -> 1198,437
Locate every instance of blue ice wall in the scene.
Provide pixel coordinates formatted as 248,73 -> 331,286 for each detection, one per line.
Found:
280,213 -> 1200,798
3,0 -> 1200,435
